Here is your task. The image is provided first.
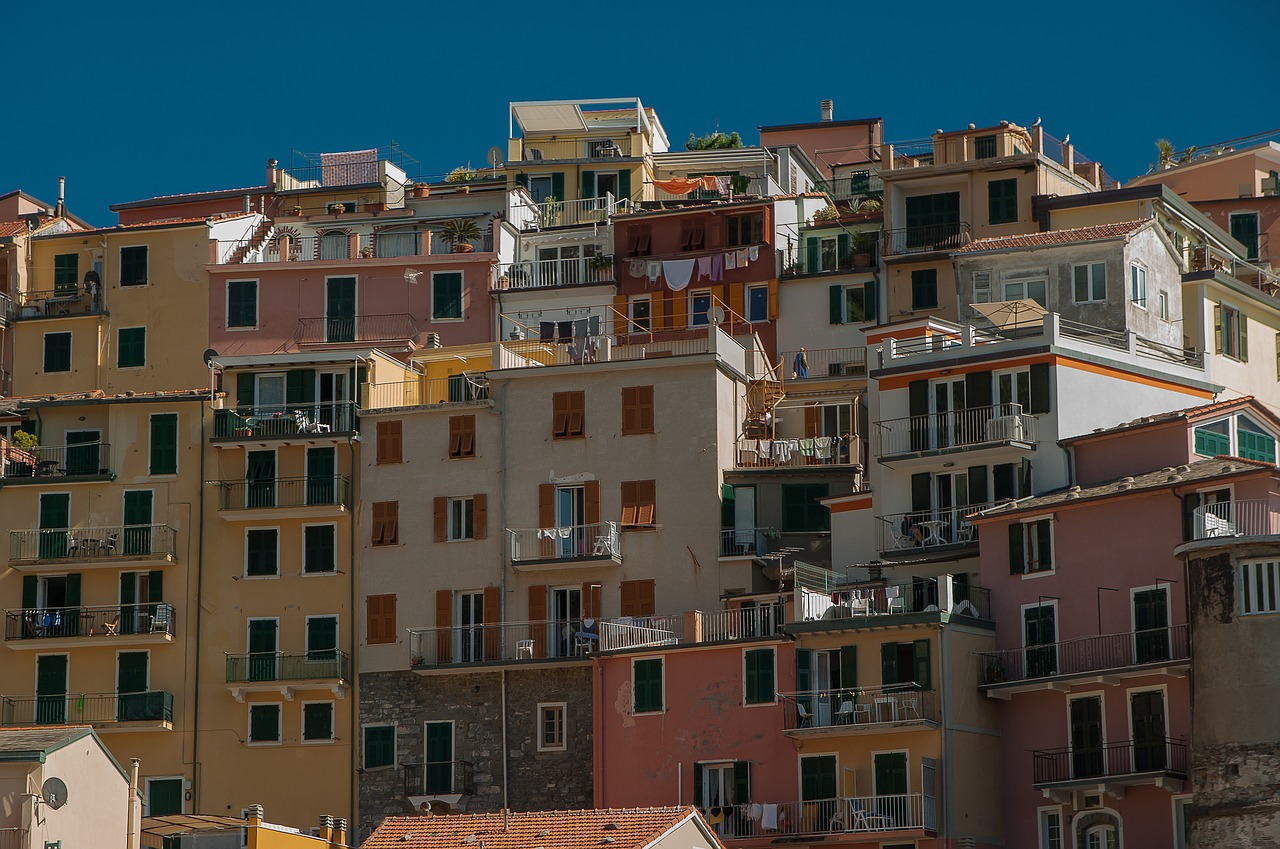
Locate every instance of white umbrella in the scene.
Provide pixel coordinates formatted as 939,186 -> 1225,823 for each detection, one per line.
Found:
971,298 -> 1048,330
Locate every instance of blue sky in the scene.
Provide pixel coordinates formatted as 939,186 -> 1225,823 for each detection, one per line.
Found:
4,0 -> 1274,225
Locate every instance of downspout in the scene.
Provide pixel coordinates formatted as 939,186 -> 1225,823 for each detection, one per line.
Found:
939,622 -> 954,845
500,669 -> 509,812
349,431 -> 359,835
191,402 -> 207,810
497,376 -> 510,812
593,656 -> 605,807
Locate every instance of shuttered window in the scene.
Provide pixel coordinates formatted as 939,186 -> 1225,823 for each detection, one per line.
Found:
245,529 -> 279,577
911,269 -> 938,310
553,391 -> 585,439
1009,517 -> 1054,574
120,246 -> 148,286
366,594 -> 397,644
44,332 -> 72,373
987,179 -> 1018,225
621,386 -> 654,435
117,327 -> 146,368
633,658 -> 664,713
248,704 -> 281,744
304,525 -> 336,573
302,702 -> 334,741
431,272 -> 463,320
620,580 -> 656,617
371,502 -> 399,546
149,413 -> 178,475
620,480 -> 657,527
744,647 -> 776,704
726,213 -> 764,247
448,415 -> 476,458
782,484 -> 829,532
227,280 -> 258,328
53,254 -> 79,293
363,725 -> 396,768
376,420 -> 403,464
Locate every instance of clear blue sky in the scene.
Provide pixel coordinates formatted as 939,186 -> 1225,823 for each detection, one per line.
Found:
4,0 -> 1274,226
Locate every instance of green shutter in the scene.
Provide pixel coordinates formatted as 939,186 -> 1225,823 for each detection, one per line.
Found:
966,370 -> 993,410
617,169 -> 631,202
581,171 -> 595,200
149,414 -> 178,475
634,658 -> 663,712
829,285 -> 845,324
1008,522 -> 1024,574
874,752 -> 908,795
250,705 -> 279,742
744,649 -> 759,702
307,616 -> 338,659
968,466 -> 988,504
148,570 -> 164,603
285,370 -> 315,405
303,703 -> 332,740
44,332 -> 72,372
863,281 -> 878,324
515,173 -> 529,189
364,726 -> 395,768
228,281 -> 257,327
124,491 -> 153,525
54,254 -> 79,293
118,328 -> 146,368
1036,519 -> 1053,569
881,642 -> 897,686
840,645 -> 857,689
246,529 -> 278,576
994,463 -> 1015,501
1214,304 -> 1223,354
1194,427 -> 1230,456
913,639 -> 931,688
22,575 -> 37,609
911,473 -> 932,513
733,761 -> 750,805
837,232 -> 850,264
693,763 -> 703,805
806,237 -> 819,272
909,380 -> 929,417
1021,458 -> 1033,498
1239,313 -> 1249,362
796,649 -> 811,692
550,173 -> 565,202
236,374 -> 255,412
1028,363 -> 1051,414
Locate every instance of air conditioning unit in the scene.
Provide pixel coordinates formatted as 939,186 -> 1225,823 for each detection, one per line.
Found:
423,333 -> 443,348
986,415 -> 1025,441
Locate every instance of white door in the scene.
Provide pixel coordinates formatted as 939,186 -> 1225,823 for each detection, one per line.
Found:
458,592 -> 484,662
550,587 -> 582,657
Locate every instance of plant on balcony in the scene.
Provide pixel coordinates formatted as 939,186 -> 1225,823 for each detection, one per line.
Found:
588,253 -> 615,273
360,246 -> 375,259
410,183 -> 430,198
289,204 -> 303,216
330,203 -> 346,215
11,430 -> 37,450
446,166 -> 478,183
855,198 -> 882,214
440,218 -> 482,253
813,205 -> 840,224
852,232 -> 876,266
685,131 -> 743,151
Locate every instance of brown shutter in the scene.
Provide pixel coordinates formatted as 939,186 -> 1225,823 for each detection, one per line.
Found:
448,416 -> 463,457
483,586 -> 501,659
371,502 -> 385,545
621,387 -> 637,434
435,590 -> 452,663
585,479 -> 601,525
567,391 -> 585,437
613,294 -> 629,328
528,585 -> 547,657
768,278 -> 779,320
552,393 -> 569,437
713,284 -> 727,317
459,415 -> 475,456
582,582 -> 601,618
671,290 -> 688,329
433,498 -> 447,543
377,420 -> 402,464
638,385 -> 654,433
638,479 -> 656,525
805,405 -> 822,438
539,484 -> 556,556
637,579 -> 655,616
729,284 -> 744,323
621,481 -> 637,526
385,501 -> 399,544
621,579 -> 656,617
366,594 -> 396,645
474,494 -> 487,540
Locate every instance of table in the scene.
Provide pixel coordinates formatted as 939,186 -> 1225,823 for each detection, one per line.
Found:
919,520 -> 948,546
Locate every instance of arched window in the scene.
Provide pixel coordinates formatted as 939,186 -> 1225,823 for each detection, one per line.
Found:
1084,823 -> 1118,849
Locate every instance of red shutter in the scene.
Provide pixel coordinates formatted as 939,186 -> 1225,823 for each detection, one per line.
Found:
473,494 -> 487,540
582,583 -> 601,618
805,405 -> 822,438
638,479 -> 656,525
483,586 -> 501,659
539,484 -> 556,556
433,497 -> 447,543
435,590 -> 452,663
621,481 -> 637,526
585,480 -> 601,525
528,585 -> 547,657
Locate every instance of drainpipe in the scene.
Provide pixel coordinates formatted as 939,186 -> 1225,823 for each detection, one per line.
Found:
126,757 -> 139,849
497,375 -> 510,812
192,402 -> 207,810
500,669 -> 509,812
349,431 -> 359,837
939,623 -> 953,845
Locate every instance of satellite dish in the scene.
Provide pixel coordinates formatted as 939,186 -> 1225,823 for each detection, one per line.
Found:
486,147 -> 504,168
711,306 -> 726,325
42,777 -> 68,809
203,348 -> 219,367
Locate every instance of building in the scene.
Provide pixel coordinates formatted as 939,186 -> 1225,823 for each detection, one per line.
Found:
141,805 -> 351,849
759,101 -> 883,204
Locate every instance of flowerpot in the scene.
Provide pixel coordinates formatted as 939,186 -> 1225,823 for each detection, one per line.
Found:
461,186 -> 471,194
411,186 -> 429,198
365,202 -> 388,213
854,253 -> 872,267
454,243 -> 474,253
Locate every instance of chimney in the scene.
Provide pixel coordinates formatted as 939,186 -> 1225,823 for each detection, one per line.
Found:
333,817 -> 348,847
266,159 -> 278,190
247,805 -> 264,825
55,176 -> 65,218
820,100 -> 834,122
317,815 -> 334,842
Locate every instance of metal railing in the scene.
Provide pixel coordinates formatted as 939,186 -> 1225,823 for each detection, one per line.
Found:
1135,336 -> 1205,367
294,314 -> 418,347
814,170 -> 884,202
363,374 -> 490,410
781,686 -> 938,731
597,615 -> 683,651
1032,737 -> 1188,784
403,761 -> 475,796
516,137 -> 639,161
782,242 -> 879,277
16,287 -> 104,318
5,603 -> 175,641
0,691 -> 173,725
699,793 -> 932,839
645,176 -> 776,203
409,619 -> 596,668
496,326 -> 717,370
882,222 -> 971,256
822,580 -> 991,620
213,402 -> 358,438
508,522 -> 620,563
734,436 -> 854,468
978,624 -> 1189,685
876,404 -> 1035,459
225,650 -> 350,683
0,829 -> 27,849
780,347 -> 868,379
0,440 -> 110,478
719,528 -> 772,557
429,233 -> 494,254
496,256 -> 616,289
1058,317 -> 1128,350
9,524 -> 177,562
213,476 -> 350,511
884,138 -> 936,167
517,195 -> 623,231
1193,499 -> 1280,538
699,605 -> 785,641
877,504 -> 996,554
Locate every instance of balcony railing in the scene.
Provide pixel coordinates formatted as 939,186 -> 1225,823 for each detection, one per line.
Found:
819,580 -> 991,620
517,196 -> 623,231
978,624 -> 1189,685
0,829 -> 27,849
780,347 -> 867,379
496,256 -> 616,290
16,287 -> 104,318
814,170 -> 884,202
882,222 -> 971,256
1193,499 -> 1280,538
876,403 -> 1035,460
782,243 -> 879,278
645,176 -> 777,203
699,793 -> 933,839
596,615 -> 683,651
403,761 -> 475,796
293,314 -> 418,347
719,528 -> 773,557
877,503 -> 999,554
409,619 -> 597,668
5,603 -> 176,641
0,690 -> 173,726
496,326 -> 720,370
363,375 -> 490,410
1,440 -> 111,479
1032,737 -> 1188,785
781,686 -> 939,731
224,650 -> 350,683
516,137 -> 639,161
699,605 -> 785,642
508,522 -> 620,564
213,402 -> 358,438
213,476 -> 350,511
734,436 -> 854,469
9,524 -> 177,563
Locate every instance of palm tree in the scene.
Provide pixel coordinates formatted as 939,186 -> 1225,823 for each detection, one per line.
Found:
439,218 -> 482,252
1156,139 -> 1175,169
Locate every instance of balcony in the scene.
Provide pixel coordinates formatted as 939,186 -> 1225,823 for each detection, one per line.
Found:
644,175 -> 778,203
597,614 -> 684,651
882,222 -> 971,257
409,619 -> 603,669
876,403 -> 1036,464
1192,499 -> 1280,538
513,196 -> 625,232
513,136 -> 640,162
1,440 -> 112,482
719,528 -> 774,557
507,522 -> 620,569
779,347 -> 867,380
0,690 -> 173,730
8,525 -> 177,570
696,606 -> 785,642
0,829 -> 26,849
213,476 -> 350,520
362,375 -> 490,410
781,243 -> 879,279
733,436 -> 856,470
215,232 -> 492,265
978,625 -> 1189,696
495,256 -> 616,290
700,793 -> 934,841
814,170 -> 884,203
802,579 -> 991,623
15,287 -> 104,319
403,760 -> 475,799
5,603 -> 175,648
876,503 -> 999,557
781,686 -> 938,736
225,651 -> 350,700
495,325 -> 728,371
1032,738 -> 1187,795
293,314 -> 418,349
212,402 -> 358,441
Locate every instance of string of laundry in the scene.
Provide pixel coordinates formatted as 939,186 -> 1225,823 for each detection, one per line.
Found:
626,245 -> 762,290
652,176 -> 733,196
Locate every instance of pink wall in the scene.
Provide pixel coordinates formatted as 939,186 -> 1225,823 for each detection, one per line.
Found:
1072,424 -> 1192,486
594,641 -> 796,809
759,122 -> 880,171
118,197 -> 262,227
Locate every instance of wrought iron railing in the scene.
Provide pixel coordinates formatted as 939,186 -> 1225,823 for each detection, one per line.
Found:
9,524 -> 177,562
213,402 -> 358,438
213,476 -> 350,511
225,650 -> 349,683
403,760 -> 475,796
780,347 -> 867,379
0,690 -> 173,725
516,137 -> 639,161
876,503 -> 998,553
882,222 -> 970,256
875,404 -> 1035,459
1032,737 -> 1187,784
409,620 -> 596,668
1193,499 -> 1280,538
781,686 -> 938,731
0,440 -> 110,478
782,241 -> 879,277
698,793 -> 932,839
814,170 -> 884,202
15,287 -> 104,318
734,436 -> 854,468
293,314 -> 418,346
496,326 -> 717,370
5,603 -> 175,640
977,624 -> 1189,685
508,522 -> 620,563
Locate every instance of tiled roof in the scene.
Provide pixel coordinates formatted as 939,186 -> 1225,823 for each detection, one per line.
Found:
955,220 -> 1149,254
1061,395 -> 1280,443
0,725 -> 93,756
110,185 -> 272,209
1,388 -> 209,411
35,212 -> 256,238
0,220 -> 30,237
363,808 -> 719,849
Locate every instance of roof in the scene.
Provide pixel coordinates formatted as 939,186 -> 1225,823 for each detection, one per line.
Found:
3,387 -> 209,411
954,220 -> 1149,254
1060,395 -> 1280,444
363,807 -> 721,849
0,220 -> 30,238
759,117 -> 882,133
974,456 -> 1275,521
33,212 -> 257,239
141,815 -> 252,838
110,185 -> 272,211
0,726 -> 94,759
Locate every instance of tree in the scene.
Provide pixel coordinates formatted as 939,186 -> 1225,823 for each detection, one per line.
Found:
685,132 -> 743,151
1155,139 -> 1175,168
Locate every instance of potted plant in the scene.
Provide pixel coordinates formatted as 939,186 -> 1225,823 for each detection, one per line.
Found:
329,203 -> 346,215
446,166 -> 479,183
410,183 -> 430,199
439,218 -> 482,253
855,198 -> 882,215
360,246 -> 375,259
813,205 -> 840,225
852,232 -> 875,267
588,253 -> 615,279
289,204 -> 303,217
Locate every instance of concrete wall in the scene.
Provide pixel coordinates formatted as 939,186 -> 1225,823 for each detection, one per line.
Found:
1072,423 -> 1193,486
41,735 -> 132,847
776,271 -> 875,355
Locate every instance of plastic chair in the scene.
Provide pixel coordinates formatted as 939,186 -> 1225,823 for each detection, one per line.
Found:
835,701 -> 854,725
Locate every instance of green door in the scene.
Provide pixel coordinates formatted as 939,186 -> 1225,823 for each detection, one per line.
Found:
326,278 -> 356,343
38,493 -> 70,559
873,751 -> 908,794
306,616 -> 338,668
1131,690 -> 1167,771
36,655 -> 68,724
1070,696 -> 1104,778
147,778 -> 183,816
117,651 -> 149,720
123,490 -> 154,555
306,447 -> 336,505
65,430 -> 100,476
1024,605 -> 1058,678
248,619 -> 278,682
800,755 -> 838,831
424,722 -> 453,793
1230,213 -> 1260,260
245,451 -> 276,508
904,192 -> 961,248
1134,589 -> 1170,664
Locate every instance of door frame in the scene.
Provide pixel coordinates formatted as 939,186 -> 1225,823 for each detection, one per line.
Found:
870,748 -> 911,796
1066,691 -> 1107,772
797,751 -> 840,799
1126,683 -> 1170,767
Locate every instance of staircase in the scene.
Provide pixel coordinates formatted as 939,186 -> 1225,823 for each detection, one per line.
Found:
225,219 -> 274,265
743,361 -> 784,438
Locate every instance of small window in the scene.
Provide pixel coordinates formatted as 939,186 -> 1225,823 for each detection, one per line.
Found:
911,269 -> 938,310
248,703 -> 282,744
1158,291 -> 1169,320
632,657 -> 664,714
552,392 -> 585,439
1072,263 -> 1107,303
680,222 -> 706,252
537,703 -> 566,751
781,483 -> 830,532
304,525 -> 337,574
974,135 -> 997,159
366,594 -> 397,645
626,229 -> 652,257
53,253 -> 79,294
844,283 -> 873,324
1002,277 -> 1047,307
43,332 -> 72,373
432,272 -> 464,320
743,647 -> 776,705
1240,560 -> 1280,615
149,413 -> 178,475
1038,807 -> 1063,849
1229,211 -> 1260,260
227,280 -> 258,328
117,327 -> 146,368
620,480 -> 657,527
120,246 -> 148,286
689,290 -> 712,326
620,579 -> 656,617
621,386 -> 654,435
726,213 -> 764,247
1130,264 -> 1148,308
448,497 -> 475,541
302,702 -> 335,742
1193,421 -> 1231,457
1216,304 -> 1248,361
448,415 -> 476,457
376,420 -> 403,464
1237,416 -> 1276,462
363,725 -> 396,768
246,528 -> 279,577
747,285 -> 769,322
371,502 -> 399,546
629,297 -> 651,332
988,178 -> 1018,225
1009,517 -> 1053,575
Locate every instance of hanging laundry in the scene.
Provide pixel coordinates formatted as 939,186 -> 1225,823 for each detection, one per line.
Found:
573,319 -> 589,338
662,259 -> 696,291
569,340 -> 586,363
652,176 -> 723,195
724,252 -> 737,270
710,253 -> 723,282
539,322 -> 555,342
747,803 -> 763,822
697,255 -> 713,280
646,261 -> 661,283
815,436 -> 834,459
736,248 -> 749,266
557,321 -> 573,343
588,314 -> 601,336
748,245 -> 759,261
715,176 -> 733,195
629,259 -> 645,277
762,804 -> 779,830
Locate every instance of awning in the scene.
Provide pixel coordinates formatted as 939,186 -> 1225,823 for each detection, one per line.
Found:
141,814 -> 247,837
512,103 -> 587,134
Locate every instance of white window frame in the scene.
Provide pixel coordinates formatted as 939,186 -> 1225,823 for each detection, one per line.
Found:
226,279 -> 259,330
361,723 -> 397,770
1018,515 -> 1055,577
144,776 -> 186,817
1130,262 -> 1147,308
243,526 -> 281,579
797,751 -> 841,799
746,284 -> 770,323
304,613 -> 339,657
536,702 -> 567,752
430,271 -> 464,322
1000,268 -> 1048,307
300,699 -> 336,744
1171,795 -> 1192,849
631,655 -> 666,715
447,496 -> 475,541
971,270 -> 992,307
689,289 -> 713,327
119,244 -> 149,287
628,295 -> 652,332
528,175 -> 554,205
301,523 -> 338,575
1071,262 -> 1107,304
1239,560 -> 1280,615
1037,805 -> 1064,849
1220,302 -> 1246,360
1158,291 -> 1169,321
246,702 -> 283,746
741,645 -> 778,707
1084,822 -> 1120,849
1125,683 -> 1169,760
254,372 -> 286,415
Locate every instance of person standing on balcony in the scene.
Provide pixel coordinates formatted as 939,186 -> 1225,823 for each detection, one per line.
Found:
793,347 -> 809,379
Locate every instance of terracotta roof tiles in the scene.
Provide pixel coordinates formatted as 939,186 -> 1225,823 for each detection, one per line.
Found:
363,807 -> 721,849
0,220 -> 31,238
955,220 -> 1149,254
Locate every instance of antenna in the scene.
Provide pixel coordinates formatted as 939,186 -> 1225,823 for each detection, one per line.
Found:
487,146 -> 503,174
41,777 -> 68,810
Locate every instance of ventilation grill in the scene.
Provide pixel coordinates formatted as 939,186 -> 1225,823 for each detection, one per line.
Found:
423,333 -> 443,348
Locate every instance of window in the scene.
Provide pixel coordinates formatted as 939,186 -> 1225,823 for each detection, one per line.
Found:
1073,263 -> 1107,303
629,297 -> 651,332
448,497 -> 475,540
303,525 -> 336,574
302,702 -> 334,742
227,280 -> 258,328
632,657 -> 664,713
1038,807 -> 1063,849
1130,263 -> 1147,307
1193,420 -> 1230,456
625,229 -> 652,257
726,213 -> 764,247
364,725 -> 396,768
781,483 -> 829,532
120,246 -> 148,286
974,135 -> 997,159
689,290 -> 712,326
1237,416 -> 1277,461
620,579 -> 656,617
911,269 -> 938,310
148,414 -> 177,475
680,222 -> 706,252
248,703 -> 281,744
145,778 -> 184,817
245,529 -> 279,577
1023,603 -> 1058,676
528,175 -> 554,205
1158,291 -> 1169,320
1240,560 -> 1280,615
366,594 -> 397,645
1009,517 -> 1053,574
306,615 -> 338,663
1173,796 -> 1192,849
621,385 -> 654,435
537,703 -> 566,751
1084,824 -> 1119,849
743,647 -> 775,705
881,639 -> 931,688
53,253 -> 78,294
620,480 -> 656,527
117,327 -> 146,368
988,178 -> 1018,225
371,502 -> 399,546
552,392 -> 585,439
747,284 -> 769,322
448,414 -> 476,457
423,722 -> 455,793
431,272 -> 463,320
1216,303 -> 1248,361
1229,211 -> 1260,260
1002,276 -> 1047,307
43,332 -> 72,373
376,420 -> 402,464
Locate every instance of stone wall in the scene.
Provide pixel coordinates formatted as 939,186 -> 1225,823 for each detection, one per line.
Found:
1191,743 -> 1280,847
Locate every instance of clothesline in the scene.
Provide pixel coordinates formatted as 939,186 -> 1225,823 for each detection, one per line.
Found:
627,246 -> 763,291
